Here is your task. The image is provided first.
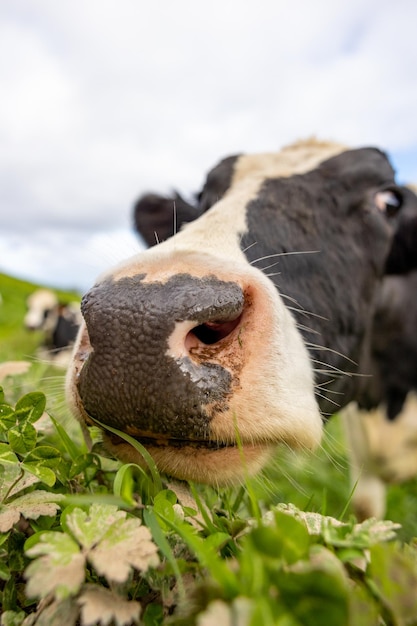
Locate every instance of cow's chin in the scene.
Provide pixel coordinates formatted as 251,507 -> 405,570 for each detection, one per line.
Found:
102,433 -> 276,485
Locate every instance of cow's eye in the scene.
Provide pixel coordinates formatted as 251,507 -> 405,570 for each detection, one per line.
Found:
375,189 -> 403,217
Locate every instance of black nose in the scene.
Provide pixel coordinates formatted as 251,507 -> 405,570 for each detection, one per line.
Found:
77,273 -> 245,440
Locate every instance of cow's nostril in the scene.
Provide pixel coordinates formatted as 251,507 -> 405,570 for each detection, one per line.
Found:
188,315 -> 242,346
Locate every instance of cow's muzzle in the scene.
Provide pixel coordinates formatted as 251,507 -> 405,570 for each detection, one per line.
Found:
75,272 -> 249,443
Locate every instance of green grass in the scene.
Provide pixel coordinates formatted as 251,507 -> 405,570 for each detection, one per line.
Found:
1,271 -> 417,625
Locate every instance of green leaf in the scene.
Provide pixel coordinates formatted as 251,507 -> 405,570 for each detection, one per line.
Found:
23,445 -> 62,468
8,421 -> 37,455
142,602 -> 164,626
0,559 -> 10,581
348,583 -> 380,626
0,464 -> 39,503
62,503 -> 127,549
14,392 -> 46,424
7,531 -> 26,573
25,531 -> 85,600
0,443 -> 19,466
78,585 -> 141,626
17,445 -> 62,487
0,404 -> 16,433
68,453 -> 97,479
0,492 -> 64,532
21,463 -> 56,487
249,511 -> 310,565
204,531 -> 232,552
2,576 -> 17,611
368,542 -> 417,623
274,546 -> 349,626
87,513 -> 159,582
62,503 -> 159,583
0,610 -> 26,626
153,490 -> 182,529
21,599 -> 79,626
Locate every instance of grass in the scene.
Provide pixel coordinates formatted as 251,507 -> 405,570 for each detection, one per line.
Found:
1,272 -> 417,625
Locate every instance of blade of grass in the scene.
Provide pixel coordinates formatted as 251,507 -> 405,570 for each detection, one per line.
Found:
233,415 -> 261,523
86,417 -> 163,492
48,413 -> 82,460
113,463 -> 146,506
143,508 -> 186,602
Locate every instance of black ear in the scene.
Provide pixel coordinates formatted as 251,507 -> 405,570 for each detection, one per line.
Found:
198,154 -> 241,212
385,187 -> 417,274
133,192 -> 201,247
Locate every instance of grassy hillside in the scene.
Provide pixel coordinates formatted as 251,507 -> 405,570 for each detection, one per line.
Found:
0,272 -> 80,361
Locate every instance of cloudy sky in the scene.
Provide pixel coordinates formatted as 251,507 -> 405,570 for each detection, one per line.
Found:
1,0 -> 417,292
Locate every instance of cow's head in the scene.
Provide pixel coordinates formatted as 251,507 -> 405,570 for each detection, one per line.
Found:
25,289 -> 58,332
67,139 -> 417,485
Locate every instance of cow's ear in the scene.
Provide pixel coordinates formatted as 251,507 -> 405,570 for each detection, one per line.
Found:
133,192 -> 200,247
198,155 -> 240,212
384,186 -> 417,274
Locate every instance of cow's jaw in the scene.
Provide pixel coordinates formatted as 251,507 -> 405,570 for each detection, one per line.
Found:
66,246 -> 322,485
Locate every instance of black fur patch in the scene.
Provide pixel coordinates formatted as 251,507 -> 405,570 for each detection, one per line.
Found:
240,148 -> 401,412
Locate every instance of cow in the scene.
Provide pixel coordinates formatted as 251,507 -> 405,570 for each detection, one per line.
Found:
25,289 -> 81,365
134,159 -> 417,519
66,138 -> 417,488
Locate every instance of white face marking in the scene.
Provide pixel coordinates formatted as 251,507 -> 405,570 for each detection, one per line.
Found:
24,289 -> 58,330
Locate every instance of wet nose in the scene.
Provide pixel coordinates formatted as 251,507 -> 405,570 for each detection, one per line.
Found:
77,273 -> 246,440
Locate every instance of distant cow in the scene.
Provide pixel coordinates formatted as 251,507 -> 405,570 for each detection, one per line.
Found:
67,138 -> 417,487
25,289 -> 81,364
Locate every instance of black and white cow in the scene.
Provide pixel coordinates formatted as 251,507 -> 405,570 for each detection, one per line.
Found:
133,152 -> 417,517
25,289 -> 81,365
67,139 -> 417,487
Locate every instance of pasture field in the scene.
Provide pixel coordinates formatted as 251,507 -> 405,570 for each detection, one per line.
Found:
1,273 -> 417,625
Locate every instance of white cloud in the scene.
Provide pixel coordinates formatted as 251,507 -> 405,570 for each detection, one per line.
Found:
0,227 -> 141,292
1,0 -> 417,289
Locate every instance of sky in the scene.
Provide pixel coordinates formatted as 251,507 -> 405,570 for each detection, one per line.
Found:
1,0 -> 417,293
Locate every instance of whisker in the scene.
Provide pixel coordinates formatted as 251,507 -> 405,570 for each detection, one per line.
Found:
259,260 -> 284,272
313,367 -> 370,380
296,323 -> 321,336
315,390 -> 342,408
250,250 -> 320,265
242,241 -> 258,254
306,342 -> 357,366
311,359 -> 352,376
315,378 -> 336,387
315,382 -> 344,397
313,368 -> 345,377
319,437 -> 349,472
286,306 -> 329,321
154,231 -> 160,245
